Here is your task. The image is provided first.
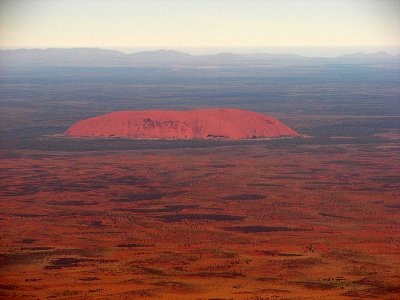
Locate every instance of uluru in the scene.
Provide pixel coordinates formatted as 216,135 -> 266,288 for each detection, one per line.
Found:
65,108 -> 300,140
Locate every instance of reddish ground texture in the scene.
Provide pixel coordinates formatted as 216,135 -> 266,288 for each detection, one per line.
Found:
65,108 -> 300,139
0,142 -> 400,299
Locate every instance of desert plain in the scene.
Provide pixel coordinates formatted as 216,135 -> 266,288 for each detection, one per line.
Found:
1,60 -> 399,299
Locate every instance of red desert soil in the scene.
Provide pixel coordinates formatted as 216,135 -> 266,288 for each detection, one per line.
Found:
65,108 -> 300,139
1,143 -> 400,299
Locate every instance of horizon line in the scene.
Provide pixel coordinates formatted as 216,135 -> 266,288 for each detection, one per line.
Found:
1,46 -> 400,57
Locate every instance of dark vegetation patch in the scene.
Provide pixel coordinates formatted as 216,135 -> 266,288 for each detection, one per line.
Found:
319,212 -> 352,219
44,257 -> 115,270
255,250 -> 303,257
353,277 -> 400,294
46,200 -> 98,206
51,290 -> 82,297
1,152 -> 23,159
225,226 -> 312,233
191,172 -> 220,179
324,160 -> 368,165
117,243 -> 154,248
343,283 -> 400,298
68,211 -> 100,217
87,220 -> 105,227
259,288 -> 290,293
0,251 -> 53,268
119,289 -> 154,297
112,191 -> 184,202
267,175 -> 311,180
325,249 -> 366,261
88,289 -> 104,293
189,271 -> 244,278
256,277 -> 281,282
221,194 -> 266,201
25,278 -> 42,282
205,164 -> 236,168
21,247 -> 53,251
20,239 -> 37,244
0,284 -> 18,290
2,186 -> 40,196
116,207 -> 173,213
296,281 -> 337,290
138,267 -> 167,276
385,204 -> 400,209
151,281 -> 187,287
14,213 -> 47,217
79,277 -> 99,281
113,193 -> 167,202
272,201 -> 293,206
371,200 -> 384,204
166,204 -> 199,211
44,257 -> 92,269
284,258 -> 322,268
151,281 -> 198,292
202,207 -> 224,211
113,175 -> 150,185
247,183 -> 285,187
373,176 -> 400,184
284,170 -> 319,175
115,204 -> 199,213
40,181 -> 105,192
161,214 -> 246,222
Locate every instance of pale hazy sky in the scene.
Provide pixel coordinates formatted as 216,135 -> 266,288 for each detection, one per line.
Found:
1,0 -> 399,54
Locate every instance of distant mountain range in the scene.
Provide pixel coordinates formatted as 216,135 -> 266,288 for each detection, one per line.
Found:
1,48 -> 399,67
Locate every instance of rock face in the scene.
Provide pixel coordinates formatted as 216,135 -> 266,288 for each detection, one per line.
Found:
65,108 -> 300,139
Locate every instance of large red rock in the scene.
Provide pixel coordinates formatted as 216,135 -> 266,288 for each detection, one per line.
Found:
65,108 -> 300,139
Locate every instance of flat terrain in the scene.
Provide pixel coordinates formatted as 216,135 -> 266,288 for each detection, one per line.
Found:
1,140 -> 400,299
0,63 -> 399,299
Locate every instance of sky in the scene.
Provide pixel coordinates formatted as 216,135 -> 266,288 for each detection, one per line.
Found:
0,0 -> 399,55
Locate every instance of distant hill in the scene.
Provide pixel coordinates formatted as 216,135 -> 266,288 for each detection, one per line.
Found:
0,48 -> 126,67
128,49 -> 193,64
0,48 -> 398,67
336,51 -> 398,62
